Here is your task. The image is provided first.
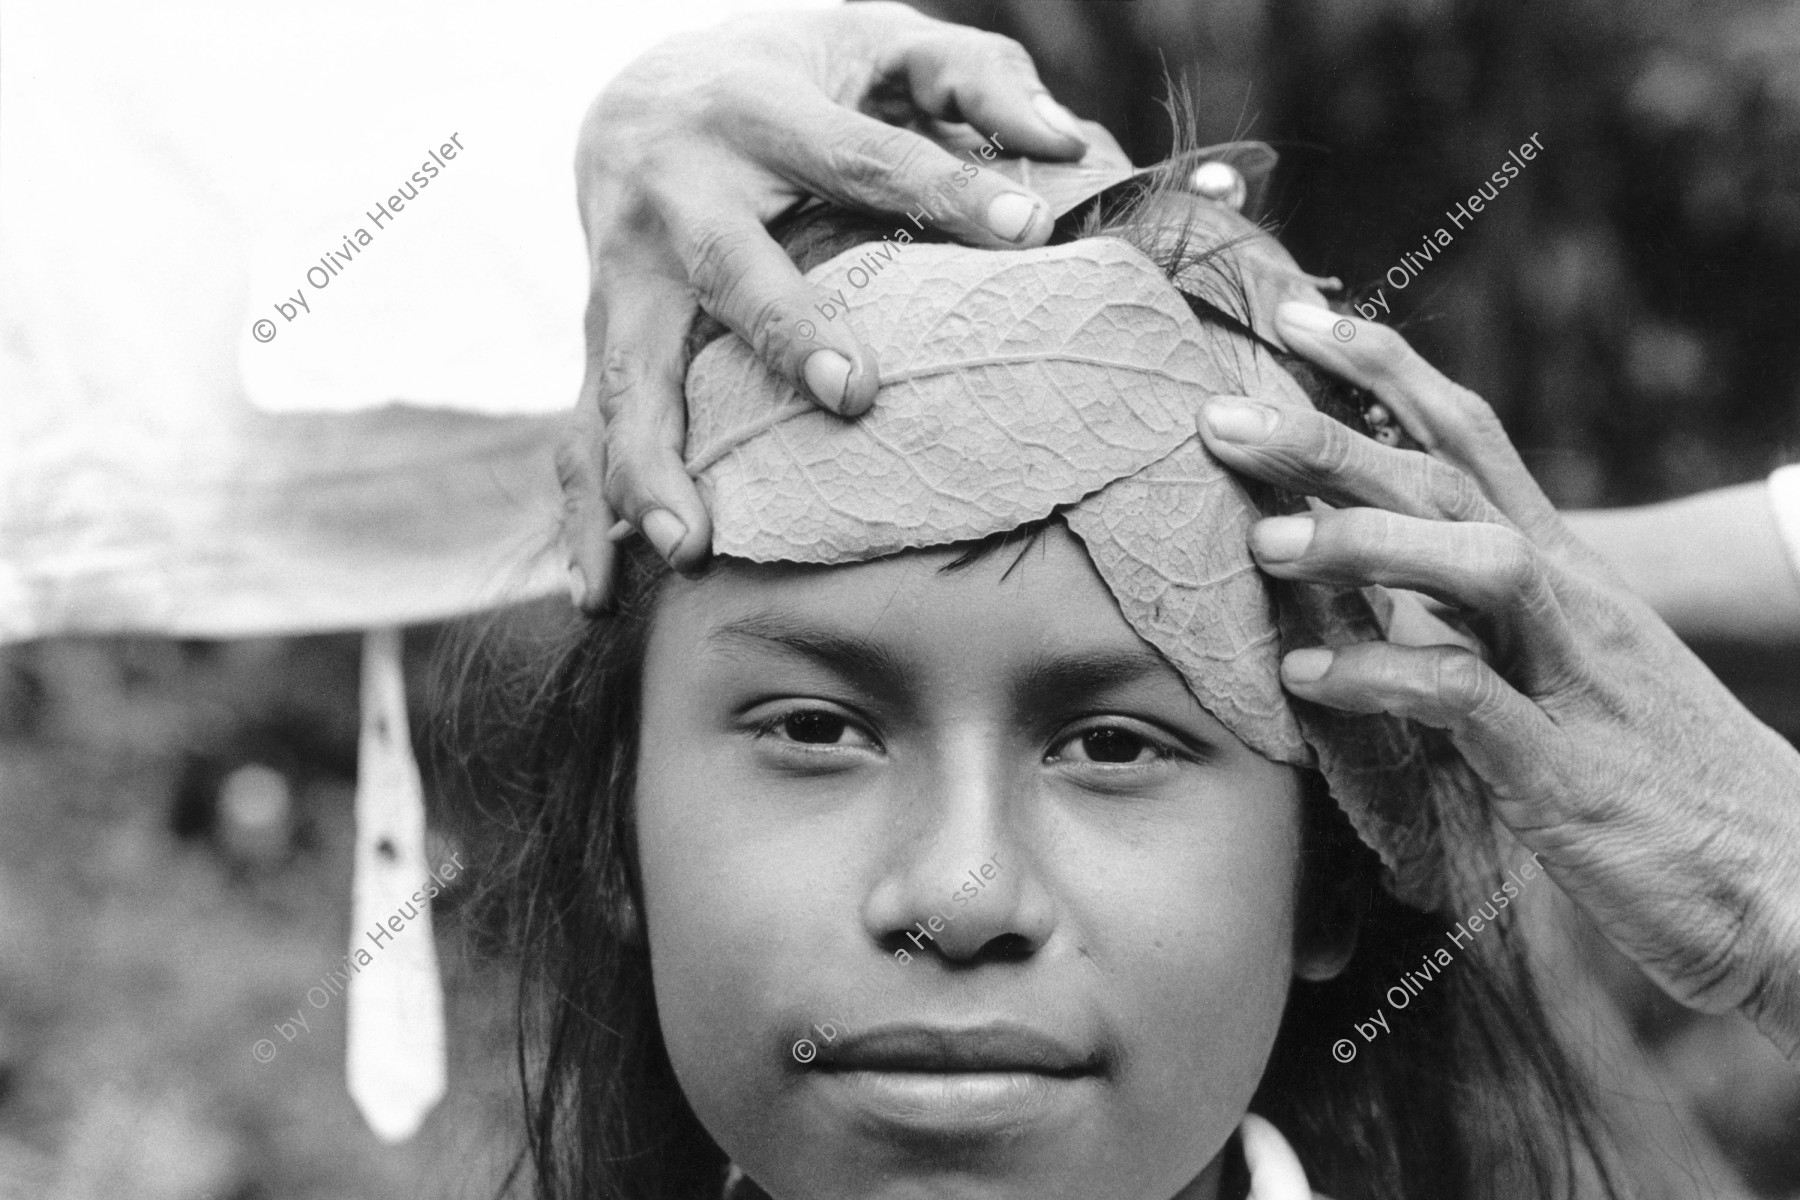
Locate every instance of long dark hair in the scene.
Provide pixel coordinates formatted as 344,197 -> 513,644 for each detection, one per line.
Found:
444,145 -> 1625,1200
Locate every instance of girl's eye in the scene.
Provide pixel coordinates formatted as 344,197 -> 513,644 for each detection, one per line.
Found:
1049,722 -> 1179,767
753,706 -> 879,751
782,711 -> 851,744
1076,728 -> 1152,763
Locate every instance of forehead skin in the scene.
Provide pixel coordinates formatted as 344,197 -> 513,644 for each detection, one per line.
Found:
631,525 -> 1305,1200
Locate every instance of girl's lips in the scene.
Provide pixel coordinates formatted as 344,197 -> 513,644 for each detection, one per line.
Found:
812,1023 -> 1101,1074
798,1022 -> 1105,1137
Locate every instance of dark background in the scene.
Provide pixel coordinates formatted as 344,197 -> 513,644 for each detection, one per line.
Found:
3,2 -> 1799,1197
919,0 -> 1800,511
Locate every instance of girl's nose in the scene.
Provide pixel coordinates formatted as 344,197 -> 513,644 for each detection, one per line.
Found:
885,851 -> 1023,961
862,737 -> 1053,963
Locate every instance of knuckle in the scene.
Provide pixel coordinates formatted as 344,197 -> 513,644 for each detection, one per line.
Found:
589,182 -> 677,260
581,292 -> 613,353
1295,411 -> 1358,478
1446,377 -> 1501,423
1426,458 -> 1488,521
687,70 -> 754,131
1439,381 -> 1508,447
740,292 -> 802,363
825,125 -> 935,200
1361,647 -> 1433,717
817,140 -> 887,198
579,90 -> 640,158
552,441 -> 588,496
594,348 -> 646,420
844,0 -> 925,27
587,48 -> 718,143
600,474 -> 644,525
1481,527 -> 1539,597
925,26 -> 1032,75
683,221 -> 760,303
599,428 -> 650,519
1356,509 -> 1410,577
1431,648 -> 1493,715
972,31 -> 1034,70
1352,321 -> 1420,384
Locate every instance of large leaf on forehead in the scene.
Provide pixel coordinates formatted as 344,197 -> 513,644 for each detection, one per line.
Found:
683,233 -> 1449,910
685,238 -> 1280,563
1063,438 -> 1304,762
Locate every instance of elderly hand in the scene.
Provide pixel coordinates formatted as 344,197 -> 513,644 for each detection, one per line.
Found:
560,2 -> 1089,605
1197,303 -> 1800,1060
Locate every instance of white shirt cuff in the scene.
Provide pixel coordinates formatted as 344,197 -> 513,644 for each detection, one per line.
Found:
1767,465 -> 1800,579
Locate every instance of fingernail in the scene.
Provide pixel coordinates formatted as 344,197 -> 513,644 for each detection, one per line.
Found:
803,349 -> 853,411
1283,648 -> 1334,684
1253,516 -> 1314,562
1031,93 -> 1086,143
567,563 -> 588,607
641,509 -> 687,564
1276,301 -> 1339,336
606,518 -> 634,543
984,192 -> 1041,243
1202,398 -> 1278,444
836,360 -> 875,418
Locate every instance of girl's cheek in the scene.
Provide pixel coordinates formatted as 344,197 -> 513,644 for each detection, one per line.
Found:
1115,878 -> 1295,1186
632,719 -> 820,1140
1131,784 -> 1302,1119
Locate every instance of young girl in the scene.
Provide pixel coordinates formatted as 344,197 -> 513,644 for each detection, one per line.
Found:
458,145 -> 1624,1200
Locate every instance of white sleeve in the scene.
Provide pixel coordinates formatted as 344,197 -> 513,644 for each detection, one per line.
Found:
4,0 -> 839,421
0,0 -> 838,640
1768,465 -> 1800,579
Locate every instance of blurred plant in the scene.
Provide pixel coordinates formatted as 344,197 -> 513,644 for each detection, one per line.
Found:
915,0 -> 1800,508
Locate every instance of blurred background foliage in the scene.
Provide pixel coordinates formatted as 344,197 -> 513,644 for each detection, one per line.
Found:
0,635 -> 521,1200
4,1 -> 1800,1197
921,0 -> 1800,511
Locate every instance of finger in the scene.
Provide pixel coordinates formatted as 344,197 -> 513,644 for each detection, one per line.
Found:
743,91 -> 1057,248
1196,397 -> 1508,526
554,394 -> 618,613
889,25 -> 1089,160
656,197 -> 879,415
1272,304 -> 1565,542
584,274 -> 714,574
1250,509 -> 1579,677
1279,641 -> 1568,814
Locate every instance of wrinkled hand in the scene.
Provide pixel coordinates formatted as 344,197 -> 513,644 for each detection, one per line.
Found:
1197,302 -> 1800,1059
560,2 -> 1089,605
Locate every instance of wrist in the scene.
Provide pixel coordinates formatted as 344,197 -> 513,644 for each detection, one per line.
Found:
1743,788 -> 1800,1060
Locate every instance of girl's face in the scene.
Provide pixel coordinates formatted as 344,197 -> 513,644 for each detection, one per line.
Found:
635,525 -> 1311,1200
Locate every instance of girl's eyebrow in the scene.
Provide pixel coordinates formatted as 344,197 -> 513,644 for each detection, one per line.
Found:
1010,648 -> 1185,712
708,611 -> 915,702
708,613 -> 1190,713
